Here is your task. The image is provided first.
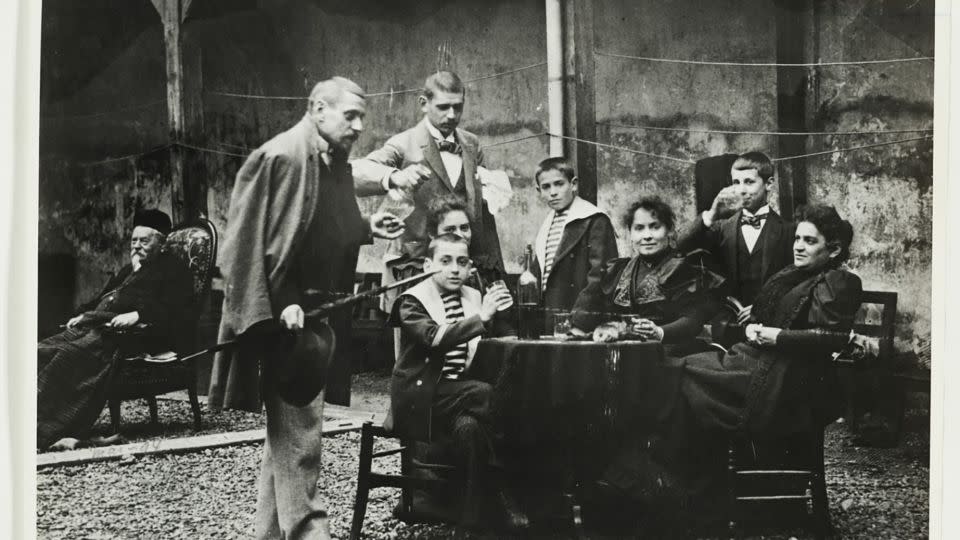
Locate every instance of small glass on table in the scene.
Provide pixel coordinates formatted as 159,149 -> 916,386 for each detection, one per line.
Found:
552,311 -> 572,340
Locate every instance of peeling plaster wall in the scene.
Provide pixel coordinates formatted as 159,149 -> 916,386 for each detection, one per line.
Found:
39,22 -> 170,309
594,0 -> 780,256
592,0 -> 932,356
807,0 -> 934,354
40,0 -> 549,316
39,0 -> 932,357
262,0 -> 550,272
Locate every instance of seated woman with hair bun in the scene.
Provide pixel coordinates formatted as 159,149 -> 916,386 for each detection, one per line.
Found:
569,196 -> 724,356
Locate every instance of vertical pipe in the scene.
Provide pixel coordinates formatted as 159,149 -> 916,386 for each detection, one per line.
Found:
546,0 -> 564,157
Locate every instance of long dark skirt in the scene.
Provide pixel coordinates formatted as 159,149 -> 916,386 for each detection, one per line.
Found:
37,327 -> 117,448
602,345 -> 764,501
681,344 -> 757,431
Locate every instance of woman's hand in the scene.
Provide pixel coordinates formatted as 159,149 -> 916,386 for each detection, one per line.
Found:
107,311 -> 140,328
628,318 -> 665,341
569,327 -> 590,338
745,323 -> 781,346
592,322 -> 622,343
756,326 -> 781,346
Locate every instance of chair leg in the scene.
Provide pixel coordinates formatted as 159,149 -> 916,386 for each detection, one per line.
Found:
109,399 -> 121,434
188,386 -> 202,431
726,439 -> 739,540
350,423 -> 375,540
399,442 -> 414,517
147,396 -> 159,425
811,430 -> 833,539
564,492 -> 584,540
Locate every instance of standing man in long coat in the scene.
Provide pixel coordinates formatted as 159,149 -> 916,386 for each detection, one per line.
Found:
216,77 -> 403,539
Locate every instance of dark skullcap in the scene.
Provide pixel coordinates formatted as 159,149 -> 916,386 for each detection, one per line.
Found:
133,208 -> 172,236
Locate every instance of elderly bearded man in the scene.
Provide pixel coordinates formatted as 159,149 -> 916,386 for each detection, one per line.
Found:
215,77 -> 403,540
37,208 -> 192,449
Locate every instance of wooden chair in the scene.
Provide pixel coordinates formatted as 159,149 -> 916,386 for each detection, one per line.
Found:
834,290 -> 897,431
726,428 -> 831,539
349,273 -> 394,372
105,218 -> 218,433
350,421 -> 456,540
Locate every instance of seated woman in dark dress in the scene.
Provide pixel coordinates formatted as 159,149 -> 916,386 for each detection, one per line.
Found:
570,196 -> 724,356
606,204 -> 863,506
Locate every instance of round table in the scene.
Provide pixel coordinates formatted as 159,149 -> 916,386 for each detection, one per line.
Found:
474,337 -> 668,443
471,337 -> 676,528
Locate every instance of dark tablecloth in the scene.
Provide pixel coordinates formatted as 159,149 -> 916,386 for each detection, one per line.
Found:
473,338 -> 673,446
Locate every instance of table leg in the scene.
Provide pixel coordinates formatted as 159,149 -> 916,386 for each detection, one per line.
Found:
564,492 -> 585,539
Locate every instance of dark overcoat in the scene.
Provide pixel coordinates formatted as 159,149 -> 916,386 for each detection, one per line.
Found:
209,114 -> 370,410
531,197 -> 618,332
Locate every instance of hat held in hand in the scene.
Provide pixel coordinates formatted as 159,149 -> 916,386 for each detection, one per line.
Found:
270,324 -> 335,407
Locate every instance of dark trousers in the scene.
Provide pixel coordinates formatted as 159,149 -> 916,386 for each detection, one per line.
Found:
37,327 -> 115,448
431,378 -> 498,524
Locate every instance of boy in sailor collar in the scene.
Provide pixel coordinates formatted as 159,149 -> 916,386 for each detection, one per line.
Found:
389,234 -> 528,530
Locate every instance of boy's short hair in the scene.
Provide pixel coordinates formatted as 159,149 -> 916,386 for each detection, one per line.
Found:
426,195 -> 470,235
534,156 -> 577,185
732,151 -> 775,181
423,71 -> 465,99
427,233 -> 470,258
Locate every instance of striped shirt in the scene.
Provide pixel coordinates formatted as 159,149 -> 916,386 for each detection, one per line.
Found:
440,292 -> 468,380
541,209 -> 568,290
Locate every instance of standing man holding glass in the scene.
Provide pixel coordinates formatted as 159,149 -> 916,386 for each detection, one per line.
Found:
352,70 -> 507,315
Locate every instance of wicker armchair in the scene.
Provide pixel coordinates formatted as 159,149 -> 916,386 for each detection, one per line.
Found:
105,219 -> 218,433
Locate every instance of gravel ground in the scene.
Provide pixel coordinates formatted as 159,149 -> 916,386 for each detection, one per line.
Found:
39,372 -> 392,453
36,373 -> 929,539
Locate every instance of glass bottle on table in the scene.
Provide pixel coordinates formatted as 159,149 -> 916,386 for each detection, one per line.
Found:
517,244 -> 541,339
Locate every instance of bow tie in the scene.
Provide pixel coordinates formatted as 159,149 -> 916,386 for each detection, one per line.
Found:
740,213 -> 768,229
437,140 -> 462,155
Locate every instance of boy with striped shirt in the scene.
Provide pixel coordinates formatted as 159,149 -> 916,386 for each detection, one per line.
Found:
531,157 -> 618,333
388,234 -> 527,529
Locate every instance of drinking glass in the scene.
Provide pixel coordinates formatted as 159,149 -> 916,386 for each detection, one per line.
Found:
553,311 -> 572,339
490,279 -> 514,311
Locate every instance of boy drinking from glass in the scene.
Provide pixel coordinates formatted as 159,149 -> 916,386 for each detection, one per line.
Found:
389,233 -> 527,529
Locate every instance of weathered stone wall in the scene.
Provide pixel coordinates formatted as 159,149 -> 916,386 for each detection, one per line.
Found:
594,0 -> 780,254
591,0 -> 932,355
39,0 -> 932,355
807,0 -> 933,354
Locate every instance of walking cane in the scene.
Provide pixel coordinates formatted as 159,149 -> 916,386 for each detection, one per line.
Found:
176,269 -> 441,363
